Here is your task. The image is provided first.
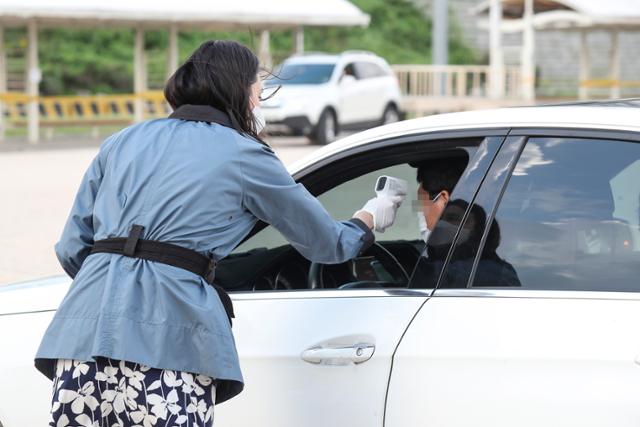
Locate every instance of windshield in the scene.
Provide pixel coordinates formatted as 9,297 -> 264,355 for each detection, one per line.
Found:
267,63 -> 335,85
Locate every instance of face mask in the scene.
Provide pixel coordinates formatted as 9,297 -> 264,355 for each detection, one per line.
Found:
253,105 -> 266,134
417,191 -> 442,243
417,212 -> 430,243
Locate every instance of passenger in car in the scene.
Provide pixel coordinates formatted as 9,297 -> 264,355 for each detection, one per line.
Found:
410,159 -> 520,288
412,157 -> 467,251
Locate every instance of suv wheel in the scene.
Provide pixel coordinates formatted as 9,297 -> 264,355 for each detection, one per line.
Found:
312,109 -> 337,145
381,104 -> 400,125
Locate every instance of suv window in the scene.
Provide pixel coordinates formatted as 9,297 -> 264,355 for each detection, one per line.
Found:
355,62 -> 388,79
471,137 -> 640,292
268,63 -> 335,85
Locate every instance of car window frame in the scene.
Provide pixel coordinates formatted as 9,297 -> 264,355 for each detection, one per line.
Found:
354,61 -> 387,79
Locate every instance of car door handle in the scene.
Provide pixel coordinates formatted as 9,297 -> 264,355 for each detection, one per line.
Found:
301,344 -> 375,365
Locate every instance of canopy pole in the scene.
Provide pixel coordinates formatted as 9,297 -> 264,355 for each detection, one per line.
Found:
294,26 -> 304,54
26,19 -> 40,144
167,24 -> 179,80
134,28 -> 146,122
609,31 -> 620,99
489,0 -> 504,99
520,0 -> 535,102
258,30 -> 272,69
578,30 -> 590,100
0,25 -> 7,143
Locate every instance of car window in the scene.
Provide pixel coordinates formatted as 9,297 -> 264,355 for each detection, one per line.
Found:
225,137 -> 503,293
317,164 -> 418,241
470,137 -> 640,292
229,164 -> 423,291
234,164 -> 420,254
355,62 -> 388,79
267,63 -> 335,85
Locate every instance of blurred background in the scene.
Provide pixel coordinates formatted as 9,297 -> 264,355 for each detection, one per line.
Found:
1,0 -> 639,283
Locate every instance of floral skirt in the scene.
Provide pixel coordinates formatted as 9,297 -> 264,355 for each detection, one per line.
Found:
49,358 -> 216,427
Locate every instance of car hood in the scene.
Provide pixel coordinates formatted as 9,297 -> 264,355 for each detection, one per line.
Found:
0,275 -> 71,315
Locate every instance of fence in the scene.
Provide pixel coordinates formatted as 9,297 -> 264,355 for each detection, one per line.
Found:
0,91 -> 169,128
391,64 -> 522,99
0,65 -> 525,136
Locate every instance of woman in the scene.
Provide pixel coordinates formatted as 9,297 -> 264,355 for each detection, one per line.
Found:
36,40 -> 404,427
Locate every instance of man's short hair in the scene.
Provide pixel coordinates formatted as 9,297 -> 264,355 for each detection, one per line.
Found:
415,156 -> 468,196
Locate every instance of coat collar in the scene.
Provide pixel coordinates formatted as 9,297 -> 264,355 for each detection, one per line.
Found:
168,104 -> 233,128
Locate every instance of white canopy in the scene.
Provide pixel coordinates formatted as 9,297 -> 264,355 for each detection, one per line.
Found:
473,0 -> 640,31
0,0 -> 370,29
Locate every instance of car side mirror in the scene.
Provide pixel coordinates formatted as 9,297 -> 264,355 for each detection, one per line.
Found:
340,74 -> 356,86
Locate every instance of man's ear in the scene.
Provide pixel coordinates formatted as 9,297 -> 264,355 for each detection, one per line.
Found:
440,190 -> 451,204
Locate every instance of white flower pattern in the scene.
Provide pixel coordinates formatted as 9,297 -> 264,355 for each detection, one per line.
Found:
49,358 -> 216,427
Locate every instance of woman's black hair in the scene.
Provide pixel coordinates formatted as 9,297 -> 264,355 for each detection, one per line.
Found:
164,40 -> 263,141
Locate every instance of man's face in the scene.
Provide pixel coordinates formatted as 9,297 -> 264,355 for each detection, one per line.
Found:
417,184 -> 448,230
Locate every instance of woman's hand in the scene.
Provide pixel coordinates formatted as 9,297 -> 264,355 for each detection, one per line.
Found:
354,194 -> 405,233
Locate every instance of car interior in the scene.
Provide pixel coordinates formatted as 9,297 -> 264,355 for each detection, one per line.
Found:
215,142 -> 476,292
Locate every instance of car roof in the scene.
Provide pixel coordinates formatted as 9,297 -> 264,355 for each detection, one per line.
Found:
283,51 -> 385,65
287,100 -> 640,175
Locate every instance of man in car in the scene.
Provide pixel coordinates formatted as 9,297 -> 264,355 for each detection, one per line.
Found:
411,158 -> 520,288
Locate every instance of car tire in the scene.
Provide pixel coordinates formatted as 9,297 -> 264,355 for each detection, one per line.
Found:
311,109 -> 338,145
380,104 -> 400,125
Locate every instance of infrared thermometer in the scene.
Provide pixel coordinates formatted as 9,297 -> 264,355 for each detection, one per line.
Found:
375,175 -> 408,198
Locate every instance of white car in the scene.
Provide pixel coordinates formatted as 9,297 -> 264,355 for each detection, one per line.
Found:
262,51 -> 402,144
3,100 -> 640,427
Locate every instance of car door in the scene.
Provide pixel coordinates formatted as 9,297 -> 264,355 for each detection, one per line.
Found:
215,134 -> 505,427
352,62 -> 389,123
0,276 -> 71,427
336,62 -> 369,125
356,61 -> 394,124
386,132 -> 640,427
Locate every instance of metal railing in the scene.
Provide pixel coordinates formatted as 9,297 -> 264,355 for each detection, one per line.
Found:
391,64 -> 522,99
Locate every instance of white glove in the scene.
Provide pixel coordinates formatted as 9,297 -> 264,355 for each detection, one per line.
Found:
356,194 -> 405,233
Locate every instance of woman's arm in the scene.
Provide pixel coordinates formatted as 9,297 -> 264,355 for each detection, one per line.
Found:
353,211 -> 374,229
236,138 -> 398,264
54,136 -> 117,277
